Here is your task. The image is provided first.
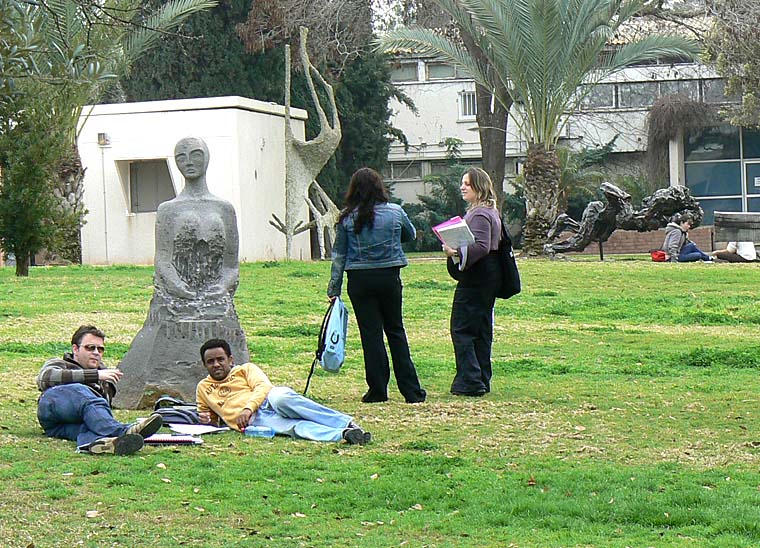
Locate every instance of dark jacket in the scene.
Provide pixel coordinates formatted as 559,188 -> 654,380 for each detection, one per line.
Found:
36,353 -> 117,404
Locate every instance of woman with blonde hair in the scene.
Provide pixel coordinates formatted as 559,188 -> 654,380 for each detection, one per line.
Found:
442,167 -> 502,396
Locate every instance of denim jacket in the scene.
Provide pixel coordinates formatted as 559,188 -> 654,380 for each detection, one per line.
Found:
327,202 -> 416,296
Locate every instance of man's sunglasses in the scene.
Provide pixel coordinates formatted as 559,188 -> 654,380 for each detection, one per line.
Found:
81,344 -> 106,354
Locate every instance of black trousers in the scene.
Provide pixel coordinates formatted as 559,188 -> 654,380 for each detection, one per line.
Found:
347,267 -> 426,402
450,255 -> 500,394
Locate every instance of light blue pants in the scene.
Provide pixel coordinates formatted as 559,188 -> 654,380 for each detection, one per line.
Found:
251,386 -> 352,442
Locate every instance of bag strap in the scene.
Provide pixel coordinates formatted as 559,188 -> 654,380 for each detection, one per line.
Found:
304,299 -> 338,395
154,395 -> 195,410
303,357 -> 319,395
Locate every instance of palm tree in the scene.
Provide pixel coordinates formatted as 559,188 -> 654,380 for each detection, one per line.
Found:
378,0 -> 700,254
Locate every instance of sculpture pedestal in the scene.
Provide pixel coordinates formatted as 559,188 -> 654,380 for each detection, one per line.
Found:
113,293 -> 248,409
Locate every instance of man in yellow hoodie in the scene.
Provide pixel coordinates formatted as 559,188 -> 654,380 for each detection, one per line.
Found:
196,339 -> 371,444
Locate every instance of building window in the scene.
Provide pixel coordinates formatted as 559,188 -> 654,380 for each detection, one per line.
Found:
429,158 -> 480,175
660,80 -> 699,101
459,91 -> 477,120
387,161 -> 422,180
129,159 -> 175,213
685,125 -> 740,162
702,78 -> 739,104
618,82 -> 659,108
580,83 -> 615,110
683,125 -> 757,224
426,62 -> 470,80
390,63 -> 418,82
427,62 -> 456,80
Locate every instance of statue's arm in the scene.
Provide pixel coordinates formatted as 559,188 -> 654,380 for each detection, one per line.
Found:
219,202 -> 240,294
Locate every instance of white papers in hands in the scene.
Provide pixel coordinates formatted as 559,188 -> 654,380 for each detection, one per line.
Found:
433,216 -> 474,249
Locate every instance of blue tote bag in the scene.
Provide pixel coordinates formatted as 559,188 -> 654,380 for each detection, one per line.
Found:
303,297 -> 348,394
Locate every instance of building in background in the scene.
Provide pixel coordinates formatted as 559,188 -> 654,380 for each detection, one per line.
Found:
386,54 -> 749,225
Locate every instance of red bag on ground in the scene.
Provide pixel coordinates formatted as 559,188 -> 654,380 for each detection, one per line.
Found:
650,250 -> 667,262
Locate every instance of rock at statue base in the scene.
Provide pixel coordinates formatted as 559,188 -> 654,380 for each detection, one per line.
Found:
113,292 -> 249,409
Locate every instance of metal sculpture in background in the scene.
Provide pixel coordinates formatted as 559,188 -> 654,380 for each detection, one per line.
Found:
544,182 -> 704,257
270,26 -> 341,259
113,137 -> 249,409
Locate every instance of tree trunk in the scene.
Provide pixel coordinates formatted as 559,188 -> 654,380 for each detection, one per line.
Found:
475,83 -> 510,209
522,143 -> 560,255
15,252 -> 30,277
460,26 -> 512,212
52,143 -> 86,263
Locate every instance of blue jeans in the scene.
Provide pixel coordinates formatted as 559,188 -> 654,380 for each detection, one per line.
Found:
679,242 -> 710,262
37,384 -> 128,448
251,387 -> 352,442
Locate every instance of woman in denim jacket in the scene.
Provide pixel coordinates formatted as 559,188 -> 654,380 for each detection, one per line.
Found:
328,168 -> 426,404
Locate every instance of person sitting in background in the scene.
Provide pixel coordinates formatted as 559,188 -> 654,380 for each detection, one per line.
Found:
36,325 -> 163,455
196,339 -> 371,444
711,241 -> 757,263
662,213 -> 712,263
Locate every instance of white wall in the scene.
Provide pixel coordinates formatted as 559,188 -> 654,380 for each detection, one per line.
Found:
78,96 -> 309,265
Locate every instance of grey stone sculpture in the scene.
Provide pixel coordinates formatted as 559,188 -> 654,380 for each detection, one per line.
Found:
269,26 -> 342,259
113,137 -> 249,409
544,182 -> 704,255
305,182 -> 340,260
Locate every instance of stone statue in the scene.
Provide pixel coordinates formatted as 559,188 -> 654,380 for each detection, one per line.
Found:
305,181 -> 340,260
269,26 -> 342,259
113,137 -> 249,409
544,182 -> 704,256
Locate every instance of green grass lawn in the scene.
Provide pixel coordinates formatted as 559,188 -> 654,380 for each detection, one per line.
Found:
1,256 -> 759,547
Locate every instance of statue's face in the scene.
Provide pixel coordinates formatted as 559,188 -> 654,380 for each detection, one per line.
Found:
175,140 -> 209,179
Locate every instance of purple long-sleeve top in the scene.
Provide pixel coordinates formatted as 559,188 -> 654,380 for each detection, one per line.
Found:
459,206 -> 501,270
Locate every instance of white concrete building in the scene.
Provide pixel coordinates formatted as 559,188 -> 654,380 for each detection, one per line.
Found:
385,55 -> 752,224
77,96 -> 310,265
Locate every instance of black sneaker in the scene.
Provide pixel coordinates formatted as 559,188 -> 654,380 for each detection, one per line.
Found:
343,427 -> 371,445
126,413 -> 163,438
361,392 -> 388,403
84,434 -> 144,455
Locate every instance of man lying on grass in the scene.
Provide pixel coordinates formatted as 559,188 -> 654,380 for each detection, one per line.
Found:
36,325 -> 163,455
196,338 -> 371,444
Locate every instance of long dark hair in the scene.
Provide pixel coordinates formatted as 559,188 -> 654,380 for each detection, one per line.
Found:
338,167 -> 389,233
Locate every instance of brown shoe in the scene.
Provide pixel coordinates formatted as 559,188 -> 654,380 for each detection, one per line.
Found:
85,434 -> 144,455
126,413 -> 163,438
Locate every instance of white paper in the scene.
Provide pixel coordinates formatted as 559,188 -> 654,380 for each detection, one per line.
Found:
436,222 -> 475,248
168,424 -> 230,435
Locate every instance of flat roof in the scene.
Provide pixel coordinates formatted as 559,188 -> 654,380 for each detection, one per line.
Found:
83,95 -> 308,120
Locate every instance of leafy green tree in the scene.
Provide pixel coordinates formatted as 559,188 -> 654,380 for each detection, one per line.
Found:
378,0 -> 699,254
124,0 -> 258,101
0,84 -> 68,276
705,0 -> 760,125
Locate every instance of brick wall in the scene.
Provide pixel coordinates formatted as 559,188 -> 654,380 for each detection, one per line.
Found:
564,226 -> 714,256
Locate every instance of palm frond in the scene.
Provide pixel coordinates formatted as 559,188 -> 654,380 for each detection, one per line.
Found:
123,0 -> 216,65
377,27 -> 495,94
607,35 -> 700,71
